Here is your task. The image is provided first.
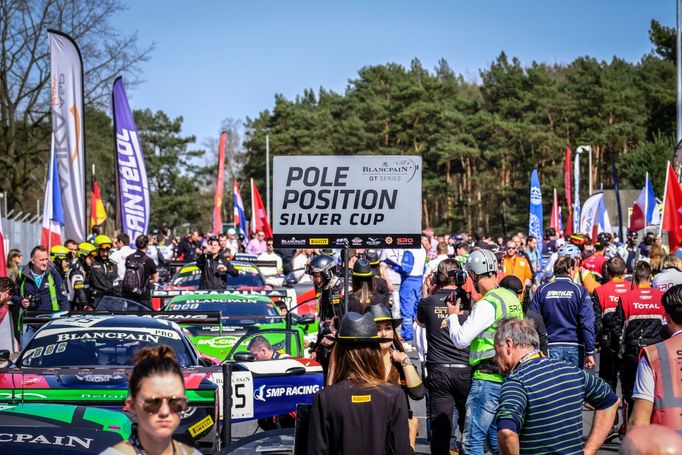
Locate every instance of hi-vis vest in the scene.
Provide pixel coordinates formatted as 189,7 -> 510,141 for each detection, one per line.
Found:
470,287 -> 524,382
19,272 -> 58,311
640,333 -> 682,434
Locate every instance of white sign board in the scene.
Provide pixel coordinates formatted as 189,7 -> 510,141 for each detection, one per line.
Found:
273,155 -> 422,248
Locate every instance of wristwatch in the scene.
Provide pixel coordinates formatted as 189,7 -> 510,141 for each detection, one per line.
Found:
400,357 -> 414,368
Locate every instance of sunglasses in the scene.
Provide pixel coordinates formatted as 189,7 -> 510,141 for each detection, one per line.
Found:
99,246 -> 112,251
140,395 -> 188,414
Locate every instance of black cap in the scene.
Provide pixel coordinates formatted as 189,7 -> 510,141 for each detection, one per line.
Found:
329,312 -> 392,343
365,250 -> 380,267
365,303 -> 402,327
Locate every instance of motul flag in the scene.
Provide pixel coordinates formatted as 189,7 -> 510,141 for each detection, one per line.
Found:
564,146 -> 573,236
0,209 -> 6,277
251,179 -> 273,238
41,136 -> 64,249
113,77 -> 150,242
662,162 -> 682,252
212,132 -> 227,235
90,176 -> 107,229
234,179 -> 248,238
550,188 -> 562,235
49,30 -> 86,242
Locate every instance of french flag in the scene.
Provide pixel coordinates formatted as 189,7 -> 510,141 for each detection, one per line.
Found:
233,179 -> 248,240
629,172 -> 660,231
41,136 -> 64,249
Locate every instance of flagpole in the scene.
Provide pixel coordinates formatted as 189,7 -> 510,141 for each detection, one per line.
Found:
660,162 -> 670,237
644,172 -> 649,231
266,134 -> 271,225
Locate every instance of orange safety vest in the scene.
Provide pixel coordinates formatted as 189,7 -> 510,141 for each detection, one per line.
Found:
640,333 -> 682,433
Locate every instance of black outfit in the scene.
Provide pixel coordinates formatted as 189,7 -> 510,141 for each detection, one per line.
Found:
307,380 -> 413,455
374,275 -> 390,301
88,256 -> 117,305
122,250 -> 157,306
196,251 -> 237,290
417,289 -> 472,455
526,310 -> 549,355
311,278 -> 345,376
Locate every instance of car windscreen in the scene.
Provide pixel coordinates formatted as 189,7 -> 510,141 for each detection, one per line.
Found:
19,325 -> 196,368
227,266 -> 265,287
167,300 -> 282,335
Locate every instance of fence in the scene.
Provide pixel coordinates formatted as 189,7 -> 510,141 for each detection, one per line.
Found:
2,210 -> 49,265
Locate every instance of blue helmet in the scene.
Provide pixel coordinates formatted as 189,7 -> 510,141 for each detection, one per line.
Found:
558,244 -> 581,259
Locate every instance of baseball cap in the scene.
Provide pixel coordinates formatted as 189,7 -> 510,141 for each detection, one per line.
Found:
227,228 -> 236,235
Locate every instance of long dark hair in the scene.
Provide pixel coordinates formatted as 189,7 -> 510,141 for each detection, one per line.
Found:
329,343 -> 385,387
129,345 -> 184,397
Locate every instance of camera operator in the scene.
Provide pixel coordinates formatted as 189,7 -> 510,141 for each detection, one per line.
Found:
417,259 -> 472,455
196,236 -> 238,290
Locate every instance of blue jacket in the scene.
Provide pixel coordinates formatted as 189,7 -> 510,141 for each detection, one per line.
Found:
529,276 -> 595,354
12,264 -> 69,311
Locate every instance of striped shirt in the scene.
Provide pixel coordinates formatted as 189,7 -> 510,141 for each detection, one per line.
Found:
496,356 -> 617,454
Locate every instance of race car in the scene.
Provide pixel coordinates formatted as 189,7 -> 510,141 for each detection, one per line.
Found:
0,312 -> 323,450
0,403 -> 132,454
162,292 -> 316,359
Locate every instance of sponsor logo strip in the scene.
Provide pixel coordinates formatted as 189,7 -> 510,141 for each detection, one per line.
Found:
188,415 -> 214,438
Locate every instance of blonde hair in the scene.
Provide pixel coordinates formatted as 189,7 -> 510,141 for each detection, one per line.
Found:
660,254 -> 682,273
651,246 -> 667,273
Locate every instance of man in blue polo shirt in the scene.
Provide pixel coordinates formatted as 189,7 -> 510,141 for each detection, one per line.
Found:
494,318 -> 619,455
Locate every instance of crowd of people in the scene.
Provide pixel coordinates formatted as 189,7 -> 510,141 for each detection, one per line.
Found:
2,222 -> 682,454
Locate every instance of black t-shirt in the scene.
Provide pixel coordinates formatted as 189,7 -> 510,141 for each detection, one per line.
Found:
128,250 -> 157,292
417,289 -> 469,365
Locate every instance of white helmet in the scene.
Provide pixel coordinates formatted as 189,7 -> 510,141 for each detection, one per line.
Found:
466,249 -> 498,276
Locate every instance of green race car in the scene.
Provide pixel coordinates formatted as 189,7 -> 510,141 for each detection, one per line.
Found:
163,293 -> 317,360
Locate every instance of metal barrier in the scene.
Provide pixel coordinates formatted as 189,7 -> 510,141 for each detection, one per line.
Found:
1,210 -> 59,265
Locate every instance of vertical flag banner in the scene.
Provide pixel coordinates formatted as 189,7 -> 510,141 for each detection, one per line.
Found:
612,162 -> 625,241
112,77 -> 150,243
90,175 -> 107,229
564,146 -> 573,236
528,169 -> 543,255
251,179 -> 273,238
573,149 -> 581,233
0,207 -> 6,277
49,30 -> 86,241
579,193 -> 612,238
41,135 -> 64,249
550,188 -> 562,235
212,132 -> 227,235
629,173 -> 660,231
233,179 -> 248,239
662,162 -> 682,252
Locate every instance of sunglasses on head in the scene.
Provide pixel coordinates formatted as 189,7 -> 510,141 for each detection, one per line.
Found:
140,395 -> 188,414
99,246 -> 112,251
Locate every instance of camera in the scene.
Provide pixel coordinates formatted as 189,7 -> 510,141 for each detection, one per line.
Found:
23,293 -> 39,309
442,269 -> 471,311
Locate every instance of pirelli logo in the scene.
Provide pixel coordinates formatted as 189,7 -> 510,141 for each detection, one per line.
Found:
309,238 -> 329,246
351,395 -> 371,403
188,415 -> 214,438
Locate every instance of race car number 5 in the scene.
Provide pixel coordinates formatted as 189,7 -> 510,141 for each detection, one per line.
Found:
212,371 -> 254,420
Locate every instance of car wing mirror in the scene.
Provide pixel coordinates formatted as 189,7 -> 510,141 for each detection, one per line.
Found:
233,352 -> 255,362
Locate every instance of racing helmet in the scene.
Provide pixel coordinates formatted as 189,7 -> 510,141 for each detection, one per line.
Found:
77,242 -> 97,258
49,245 -> 70,262
627,229 -> 639,241
94,234 -> 113,249
305,254 -> 337,284
465,249 -> 498,277
569,232 -> 589,248
558,244 -> 581,259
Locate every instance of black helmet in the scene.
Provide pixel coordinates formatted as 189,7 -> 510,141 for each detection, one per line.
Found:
305,254 -> 337,284
597,232 -> 612,244
352,258 -> 375,278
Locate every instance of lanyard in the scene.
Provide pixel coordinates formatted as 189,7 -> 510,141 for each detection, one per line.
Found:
510,348 -> 543,374
129,426 -> 177,455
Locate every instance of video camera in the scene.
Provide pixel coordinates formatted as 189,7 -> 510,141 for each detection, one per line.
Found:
443,268 -> 471,311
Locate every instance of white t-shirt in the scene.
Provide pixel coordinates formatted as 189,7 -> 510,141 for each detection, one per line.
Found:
258,252 -> 283,279
652,268 -> 682,293
109,245 -> 135,282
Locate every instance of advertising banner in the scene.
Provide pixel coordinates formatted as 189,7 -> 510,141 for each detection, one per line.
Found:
528,169 -> 543,255
273,156 -> 421,248
212,132 -> 227,234
49,30 -> 86,241
112,77 -> 150,242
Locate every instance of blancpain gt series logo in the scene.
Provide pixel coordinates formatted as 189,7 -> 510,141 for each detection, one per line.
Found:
254,384 -> 320,402
0,433 -> 93,448
280,237 -> 306,246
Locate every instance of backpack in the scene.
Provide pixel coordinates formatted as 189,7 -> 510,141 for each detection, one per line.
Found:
122,254 -> 146,297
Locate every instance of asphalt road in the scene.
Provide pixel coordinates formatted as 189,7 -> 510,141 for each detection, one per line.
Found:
229,351 -> 623,454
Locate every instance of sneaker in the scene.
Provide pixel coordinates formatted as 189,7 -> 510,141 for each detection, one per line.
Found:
403,342 -> 416,352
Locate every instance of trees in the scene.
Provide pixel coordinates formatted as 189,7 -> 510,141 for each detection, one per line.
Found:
0,0 -> 151,212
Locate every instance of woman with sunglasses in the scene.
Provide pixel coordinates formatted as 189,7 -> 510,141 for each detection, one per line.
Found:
101,345 -> 200,455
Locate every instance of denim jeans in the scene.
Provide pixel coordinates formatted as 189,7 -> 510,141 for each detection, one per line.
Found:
548,343 -> 584,369
462,379 -> 501,455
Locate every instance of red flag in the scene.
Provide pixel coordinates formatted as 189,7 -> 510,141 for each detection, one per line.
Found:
564,146 -> 573,236
550,188 -> 562,235
212,132 -> 227,234
90,176 -> 107,229
0,210 -> 6,277
662,162 -> 682,252
250,179 -> 273,238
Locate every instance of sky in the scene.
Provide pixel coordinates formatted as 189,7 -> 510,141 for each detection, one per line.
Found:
111,0 -> 674,149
